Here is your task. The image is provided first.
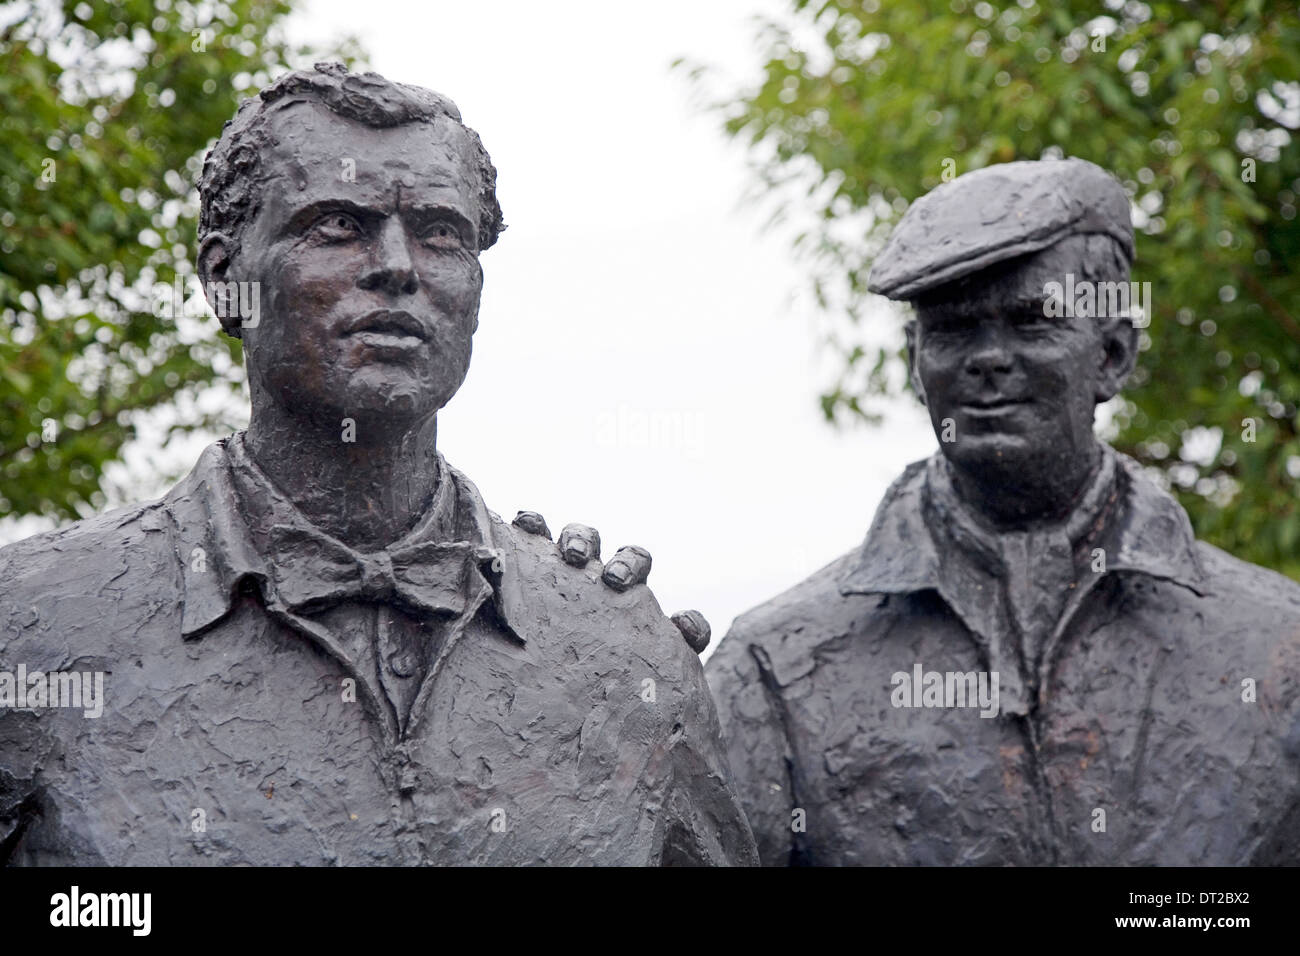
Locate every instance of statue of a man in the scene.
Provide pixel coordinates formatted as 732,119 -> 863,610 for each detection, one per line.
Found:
0,63 -> 757,866
707,158 -> 1300,865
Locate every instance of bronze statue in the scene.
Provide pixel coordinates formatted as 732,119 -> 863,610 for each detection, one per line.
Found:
0,64 -> 756,866
707,158 -> 1300,866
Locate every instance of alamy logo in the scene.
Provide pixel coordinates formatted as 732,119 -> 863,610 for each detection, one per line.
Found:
50,886 -> 151,936
151,275 -> 261,327
0,664 -> 104,718
1042,273 -> 1151,326
890,663 -> 1000,718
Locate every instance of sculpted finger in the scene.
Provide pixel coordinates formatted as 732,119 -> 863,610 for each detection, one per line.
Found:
558,523 -> 601,568
602,545 -> 652,592
671,609 -> 711,654
512,510 -> 552,540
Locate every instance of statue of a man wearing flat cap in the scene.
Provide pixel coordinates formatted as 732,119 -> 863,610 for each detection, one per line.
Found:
0,63 -> 756,866
707,157 -> 1300,866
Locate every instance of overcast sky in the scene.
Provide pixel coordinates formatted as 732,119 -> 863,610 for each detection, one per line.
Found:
6,0 -> 940,649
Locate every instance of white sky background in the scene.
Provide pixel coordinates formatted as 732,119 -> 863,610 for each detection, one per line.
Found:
5,0 -> 939,648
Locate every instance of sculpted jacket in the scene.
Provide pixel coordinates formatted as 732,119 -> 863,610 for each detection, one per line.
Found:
0,433 -> 757,866
707,447 -> 1300,865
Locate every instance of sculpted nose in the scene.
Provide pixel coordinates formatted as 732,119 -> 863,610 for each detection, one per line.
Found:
965,347 -> 1012,378
359,218 -> 419,295
964,328 -> 1012,378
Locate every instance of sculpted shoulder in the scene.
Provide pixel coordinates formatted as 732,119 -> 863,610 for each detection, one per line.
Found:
1194,539 -> 1300,609
712,459 -> 931,677
489,511 -> 702,674
0,499 -> 175,590
487,511 -> 759,866
1188,539 -> 1300,673
709,549 -> 877,688
0,500 -> 179,658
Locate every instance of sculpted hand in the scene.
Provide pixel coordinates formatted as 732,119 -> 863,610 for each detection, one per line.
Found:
513,512 -> 711,653
669,609 -> 711,654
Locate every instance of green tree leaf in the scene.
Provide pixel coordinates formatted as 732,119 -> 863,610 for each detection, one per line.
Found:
1,0 -> 364,522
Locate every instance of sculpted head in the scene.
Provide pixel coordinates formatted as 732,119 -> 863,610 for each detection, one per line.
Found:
196,63 -> 505,441
870,158 -> 1139,522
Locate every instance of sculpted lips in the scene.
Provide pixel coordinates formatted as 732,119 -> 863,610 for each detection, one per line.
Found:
343,309 -> 427,351
960,395 -> 1033,415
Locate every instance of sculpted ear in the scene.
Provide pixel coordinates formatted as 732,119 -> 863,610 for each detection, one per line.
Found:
1095,316 -> 1138,403
197,233 -> 241,338
904,318 -> 927,407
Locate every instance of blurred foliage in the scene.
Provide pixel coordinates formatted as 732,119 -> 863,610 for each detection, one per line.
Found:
0,0 -> 360,521
691,0 -> 1300,576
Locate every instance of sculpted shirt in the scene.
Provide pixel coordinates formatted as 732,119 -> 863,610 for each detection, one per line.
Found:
0,433 -> 757,866
707,446 -> 1300,865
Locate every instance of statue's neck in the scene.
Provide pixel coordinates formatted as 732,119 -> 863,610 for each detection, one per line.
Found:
244,406 -> 440,552
945,443 -> 1103,534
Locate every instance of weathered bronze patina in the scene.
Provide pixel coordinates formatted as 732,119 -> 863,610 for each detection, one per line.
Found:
708,158 -> 1300,866
0,64 -> 757,866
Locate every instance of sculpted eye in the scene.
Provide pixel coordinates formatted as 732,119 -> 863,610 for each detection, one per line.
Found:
1013,308 -> 1055,330
422,221 -> 464,251
311,212 -> 363,241
925,313 -> 974,335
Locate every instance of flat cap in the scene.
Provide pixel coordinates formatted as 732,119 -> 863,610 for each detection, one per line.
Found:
868,158 -> 1134,301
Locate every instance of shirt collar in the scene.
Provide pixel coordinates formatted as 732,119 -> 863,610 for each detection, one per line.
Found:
840,445 -> 1208,600
166,432 -> 534,643
226,430 -> 462,560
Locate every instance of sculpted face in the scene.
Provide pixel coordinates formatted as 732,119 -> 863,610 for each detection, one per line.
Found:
910,236 -> 1136,506
209,99 -> 485,438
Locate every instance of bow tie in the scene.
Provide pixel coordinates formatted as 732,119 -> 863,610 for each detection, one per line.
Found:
264,522 -> 499,619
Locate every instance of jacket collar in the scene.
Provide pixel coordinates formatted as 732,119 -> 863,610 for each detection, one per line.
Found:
165,432 -> 534,645
840,445 -> 1208,601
